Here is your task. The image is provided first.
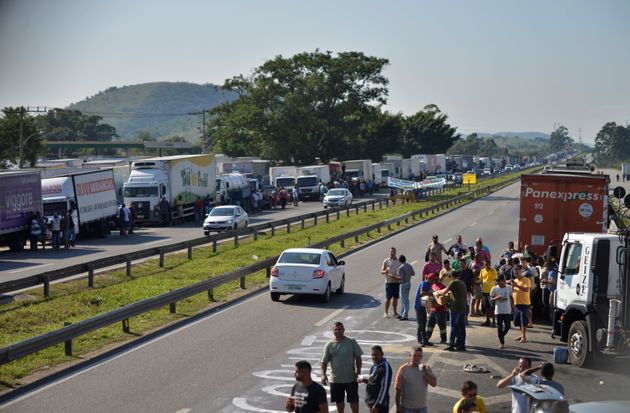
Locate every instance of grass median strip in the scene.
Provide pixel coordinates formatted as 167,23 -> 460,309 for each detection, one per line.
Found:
0,170 -> 533,390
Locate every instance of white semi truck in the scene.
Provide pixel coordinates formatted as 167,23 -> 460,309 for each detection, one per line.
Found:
296,165 -> 330,201
123,154 -> 216,224
551,232 -> 630,367
343,159 -> 372,181
41,169 -> 118,237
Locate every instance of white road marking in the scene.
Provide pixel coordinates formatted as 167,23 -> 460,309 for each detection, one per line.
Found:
410,260 -> 418,266
144,239 -> 169,246
444,238 -> 452,244
487,211 -> 495,216
9,263 -> 52,274
314,306 -> 348,327
174,409 -> 191,413
300,335 -> 316,346
469,222 -> 477,227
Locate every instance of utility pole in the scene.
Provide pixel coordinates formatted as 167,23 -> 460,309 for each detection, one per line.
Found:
189,109 -> 208,152
5,106 -> 49,167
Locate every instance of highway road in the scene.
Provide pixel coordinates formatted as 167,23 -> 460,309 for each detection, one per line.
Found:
1,181 -> 628,412
0,195 -> 383,284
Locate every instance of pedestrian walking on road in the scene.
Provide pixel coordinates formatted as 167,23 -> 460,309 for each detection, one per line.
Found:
396,255 -> 415,321
426,234 -> 448,263
286,360 -> 328,413
360,345 -> 393,413
381,247 -> 401,318
426,275 -> 448,345
51,212 -> 61,250
422,252 -> 442,280
490,275 -> 514,349
394,346 -> 437,413
510,265 -> 532,343
480,260 -> 497,327
414,274 -> 433,346
320,322 -> 363,413
292,185 -> 299,206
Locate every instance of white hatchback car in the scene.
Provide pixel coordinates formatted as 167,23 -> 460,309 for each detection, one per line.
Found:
203,205 -> 248,235
323,188 -> 353,208
269,248 -> 346,302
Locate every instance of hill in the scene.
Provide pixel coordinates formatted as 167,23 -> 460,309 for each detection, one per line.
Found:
67,82 -> 237,141
474,131 -> 550,140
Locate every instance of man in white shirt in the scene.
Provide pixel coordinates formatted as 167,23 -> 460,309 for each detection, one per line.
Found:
496,357 -> 540,413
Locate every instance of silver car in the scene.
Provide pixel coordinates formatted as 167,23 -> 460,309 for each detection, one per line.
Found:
203,205 -> 248,234
323,188 -> 353,208
269,248 -> 346,302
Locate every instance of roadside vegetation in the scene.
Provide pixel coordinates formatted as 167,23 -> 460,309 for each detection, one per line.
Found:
0,169 -> 538,390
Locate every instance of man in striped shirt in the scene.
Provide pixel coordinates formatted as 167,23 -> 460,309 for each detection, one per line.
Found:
361,345 -> 393,413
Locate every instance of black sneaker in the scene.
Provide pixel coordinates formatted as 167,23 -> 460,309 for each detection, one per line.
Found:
399,317 -> 408,321
456,346 -> 467,352
443,346 -> 455,351
423,342 -> 434,347
481,320 -> 491,327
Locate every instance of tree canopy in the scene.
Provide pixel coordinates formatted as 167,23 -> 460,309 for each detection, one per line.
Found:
400,105 -> 460,157
548,125 -> 573,152
593,122 -> 630,166
0,108 -> 45,168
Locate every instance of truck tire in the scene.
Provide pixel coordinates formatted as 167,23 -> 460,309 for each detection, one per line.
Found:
568,320 -> 593,367
8,232 -> 25,252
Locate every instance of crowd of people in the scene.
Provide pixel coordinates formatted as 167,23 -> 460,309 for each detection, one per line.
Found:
285,235 -> 563,413
29,209 -> 76,251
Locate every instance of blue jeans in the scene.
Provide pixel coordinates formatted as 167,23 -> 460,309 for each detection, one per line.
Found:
449,311 -> 467,349
52,231 -> 61,250
400,283 -> 411,318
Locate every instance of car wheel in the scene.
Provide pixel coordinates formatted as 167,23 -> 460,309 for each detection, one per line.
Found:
321,283 -> 331,302
270,292 -> 280,302
336,274 -> 345,294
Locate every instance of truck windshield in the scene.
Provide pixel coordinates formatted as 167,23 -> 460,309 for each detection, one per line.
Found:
124,186 -> 158,197
346,170 -> 359,179
276,177 -> 295,188
297,177 -> 318,187
563,243 -> 583,275
44,201 -> 66,217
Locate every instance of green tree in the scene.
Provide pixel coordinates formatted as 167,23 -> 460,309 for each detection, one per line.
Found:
549,125 -> 573,152
0,107 -> 46,168
207,50 -> 390,164
400,105 -> 460,157
593,122 -> 630,166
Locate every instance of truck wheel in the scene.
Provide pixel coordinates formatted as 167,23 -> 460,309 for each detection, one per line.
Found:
8,233 -> 25,252
568,320 -> 593,367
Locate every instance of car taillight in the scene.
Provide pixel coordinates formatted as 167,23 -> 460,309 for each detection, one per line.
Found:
313,269 -> 325,278
271,267 -> 279,277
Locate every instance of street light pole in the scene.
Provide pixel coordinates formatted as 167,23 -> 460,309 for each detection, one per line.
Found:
19,131 -> 43,168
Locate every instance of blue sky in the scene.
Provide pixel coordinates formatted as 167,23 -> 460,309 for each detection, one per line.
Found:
1,0 -> 628,143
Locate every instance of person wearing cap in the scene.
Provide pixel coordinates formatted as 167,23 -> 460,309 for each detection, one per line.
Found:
490,275 -> 514,349
426,234 -> 448,263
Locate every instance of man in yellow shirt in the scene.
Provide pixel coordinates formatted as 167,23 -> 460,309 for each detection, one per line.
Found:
480,260 -> 497,327
452,380 -> 487,413
510,265 -> 532,343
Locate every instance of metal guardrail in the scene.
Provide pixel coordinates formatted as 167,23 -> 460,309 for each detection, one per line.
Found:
0,175 -> 526,365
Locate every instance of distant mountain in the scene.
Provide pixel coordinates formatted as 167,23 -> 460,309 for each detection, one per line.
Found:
473,131 -> 550,140
67,82 -> 237,141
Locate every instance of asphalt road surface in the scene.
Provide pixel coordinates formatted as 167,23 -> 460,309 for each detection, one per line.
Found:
0,195 -> 383,284
1,182 -> 628,412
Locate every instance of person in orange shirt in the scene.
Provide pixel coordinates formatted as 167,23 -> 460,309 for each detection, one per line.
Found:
510,265 -> 531,343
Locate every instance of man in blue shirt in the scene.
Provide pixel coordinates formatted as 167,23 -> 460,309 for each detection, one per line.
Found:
414,274 -> 434,346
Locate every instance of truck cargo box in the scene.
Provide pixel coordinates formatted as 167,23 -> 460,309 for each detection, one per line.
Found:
518,173 -> 609,255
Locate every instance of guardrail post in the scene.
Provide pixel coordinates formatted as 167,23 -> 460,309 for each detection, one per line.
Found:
240,276 -> 246,289
169,302 -> 176,314
159,249 -> 165,267
301,217 -> 305,229
340,239 -> 345,248
208,288 -> 214,301
212,239 -> 217,253
371,200 -> 375,210
363,203 -> 367,212
253,229 -> 258,241
377,225 -> 381,233
326,212 -> 330,223
126,257 -> 132,277
271,224 -> 275,236
387,223 -> 392,231
187,243 -> 193,259
88,265 -> 94,288
354,235 -> 359,243
122,319 -> 130,334
405,217 -> 409,224
355,205 -> 359,215
336,210 -> 340,220
385,199 -> 389,207
43,274 -> 50,298
346,207 -> 350,217
287,222 -> 291,233
64,322 -> 72,356
397,220 -> 401,227
234,231 -> 239,246
266,267 -> 271,278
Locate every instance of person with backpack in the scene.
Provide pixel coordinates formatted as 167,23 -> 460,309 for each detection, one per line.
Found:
30,212 -> 42,251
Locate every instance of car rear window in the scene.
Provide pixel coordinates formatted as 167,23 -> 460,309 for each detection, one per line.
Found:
279,252 -> 321,265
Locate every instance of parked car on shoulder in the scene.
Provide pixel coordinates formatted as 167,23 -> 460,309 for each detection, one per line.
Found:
323,188 -> 353,208
269,248 -> 346,302
203,205 -> 248,235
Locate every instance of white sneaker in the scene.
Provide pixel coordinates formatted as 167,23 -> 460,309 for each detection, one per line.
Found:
498,344 -> 505,350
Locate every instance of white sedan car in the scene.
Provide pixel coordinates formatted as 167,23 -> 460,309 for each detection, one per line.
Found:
269,248 -> 346,302
323,188 -> 353,208
203,205 -> 248,235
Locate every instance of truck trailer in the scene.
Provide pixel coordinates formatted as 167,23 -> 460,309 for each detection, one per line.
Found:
342,159 -> 372,181
123,154 -> 216,224
518,172 -> 609,256
42,169 -> 118,237
0,170 -> 43,251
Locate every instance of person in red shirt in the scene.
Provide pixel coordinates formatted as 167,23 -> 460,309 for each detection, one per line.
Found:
426,274 -> 448,345
422,252 -> 442,281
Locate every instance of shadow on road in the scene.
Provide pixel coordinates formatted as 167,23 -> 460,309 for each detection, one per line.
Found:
278,292 -> 380,310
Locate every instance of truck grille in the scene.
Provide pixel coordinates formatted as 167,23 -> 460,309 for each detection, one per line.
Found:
131,202 -> 151,220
